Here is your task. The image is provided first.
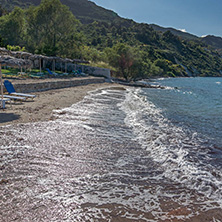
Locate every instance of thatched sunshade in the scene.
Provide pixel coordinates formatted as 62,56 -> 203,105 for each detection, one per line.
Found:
16,51 -> 33,59
59,58 -> 86,73
0,47 -> 90,75
0,55 -> 32,68
10,51 -> 34,72
0,47 -> 10,55
50,57 -> 62,72
73,59 -> 89,64
29,54 -> 47,73
0,55 -> 32,102
63,58 -> 73,73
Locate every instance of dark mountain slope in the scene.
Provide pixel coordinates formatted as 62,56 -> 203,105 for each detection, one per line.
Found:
0,0 -> 121,23
1,0 -> 222,52
0,0 -> 221,77
150,24 -> 199,41
201,35 -> 222,53
150,24 -> 222,53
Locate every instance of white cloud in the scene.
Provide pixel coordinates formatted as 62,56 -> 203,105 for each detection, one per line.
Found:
201,35 -> 207,38
179,29 -> 187,33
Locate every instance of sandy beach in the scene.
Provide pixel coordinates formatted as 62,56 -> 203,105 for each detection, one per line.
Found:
0,79 -> 120,126
1,78 -> 222,221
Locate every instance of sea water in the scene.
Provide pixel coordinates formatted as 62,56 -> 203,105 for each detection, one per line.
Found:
0,78 -> 222,221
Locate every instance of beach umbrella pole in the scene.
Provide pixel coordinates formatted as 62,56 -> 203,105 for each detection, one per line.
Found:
0,64 -> 5,109
39,58 -> 41,74
0,64 -> 2,98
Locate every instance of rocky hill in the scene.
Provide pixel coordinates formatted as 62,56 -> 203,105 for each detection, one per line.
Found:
0,0 -> 121,23
1,0 -> 222,52
0,0 -> 221,78
150,24 -> 199,41
201,35 -> 222,53
150,24 -> 222,53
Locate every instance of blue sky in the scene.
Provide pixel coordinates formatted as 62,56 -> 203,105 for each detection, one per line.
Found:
92,0 -> 222,37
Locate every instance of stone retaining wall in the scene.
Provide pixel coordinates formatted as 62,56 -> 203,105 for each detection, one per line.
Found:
3,77 -> 105,93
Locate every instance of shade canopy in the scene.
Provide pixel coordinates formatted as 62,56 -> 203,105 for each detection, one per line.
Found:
0,47 -> 10,55
0,48 -> 89,107
0,55 -> 32,102
0,47 -> 89,64
10,51 -> 33,59
0,55 -> 32,68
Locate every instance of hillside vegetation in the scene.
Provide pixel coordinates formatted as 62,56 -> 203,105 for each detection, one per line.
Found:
150,24 -> 222,55
0,0 -> 222,80
2,0 -> 222,52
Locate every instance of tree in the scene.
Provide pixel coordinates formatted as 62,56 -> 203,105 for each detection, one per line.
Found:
0,7 -> 25,46
25,0 -> 81,56
105,43 -> 134,80
162,30 -> 181,46
105,43 -> 152,80
0,5 -> 7,17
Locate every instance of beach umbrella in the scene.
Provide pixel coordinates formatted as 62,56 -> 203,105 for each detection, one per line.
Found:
29,54 -> 46,73
20,52 -> 33,59
53,57 -> 62,72
38,55 -> 45,74
0,64 -> 3,102
47,56 -> 62,72
64,58 -> 73,73
60,61 -> 63,72
0,46 -> 90,75
72,59 -> 89,64
6,51 -> 33,73
0,47 -> 10,56
0,55 -> 32,106
52,59 -> 55,72
39,57 -> 42,73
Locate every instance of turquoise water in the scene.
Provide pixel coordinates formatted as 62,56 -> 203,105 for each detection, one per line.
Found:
120,77 -> 222,214
144,77 -> 222,147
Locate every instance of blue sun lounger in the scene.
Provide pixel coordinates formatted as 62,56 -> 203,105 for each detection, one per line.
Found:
3,95 -> 26,101
4,80 -> 36,100
46,68 -> 58,77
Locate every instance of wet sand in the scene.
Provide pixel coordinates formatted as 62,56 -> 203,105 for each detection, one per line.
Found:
1,80 -> 222,221
0,81 -> 120,126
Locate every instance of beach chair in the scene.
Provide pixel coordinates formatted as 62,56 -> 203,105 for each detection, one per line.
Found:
4,80 -> 36,100
46,68 -> 58,77
3,95 -> 26,101
72,69 -> 87,77
29,72 -> 46,79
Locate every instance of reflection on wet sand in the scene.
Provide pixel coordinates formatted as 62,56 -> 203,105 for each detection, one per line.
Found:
0,88 -> 222,221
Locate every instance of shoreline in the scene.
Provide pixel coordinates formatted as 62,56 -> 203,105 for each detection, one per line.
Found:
0,81 -> 122,127
1,78 -> 222,220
